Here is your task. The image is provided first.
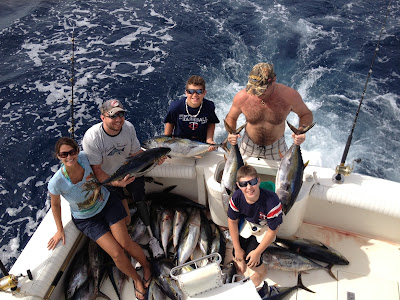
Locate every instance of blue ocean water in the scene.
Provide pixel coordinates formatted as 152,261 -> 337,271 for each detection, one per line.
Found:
0,0 -> 399,270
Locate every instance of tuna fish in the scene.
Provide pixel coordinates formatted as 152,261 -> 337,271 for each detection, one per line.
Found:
263,244 -> 337,280
88,240 -> 111,299
128,215 -> 147,243
142,135 -> 226,158
160,209 -> 174,257
220,121 -> 246,214
176,209 -> 201,265
145,278 -> 167,300
151,258 -> 184,300
172,209 -> 188,251
107,265 -> 127,300
101,147 -> 171,185
64,242 -> 90,300
198,210 -> 213,256
275,237 -> 350,265
275,122 -> 315,214
221,261 -> 237,284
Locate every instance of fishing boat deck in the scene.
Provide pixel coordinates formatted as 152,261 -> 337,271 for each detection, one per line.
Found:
263,222 -> 400,300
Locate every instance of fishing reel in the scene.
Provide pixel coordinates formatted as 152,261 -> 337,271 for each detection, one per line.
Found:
332,158 -> 361,183
0,269 -> 32,293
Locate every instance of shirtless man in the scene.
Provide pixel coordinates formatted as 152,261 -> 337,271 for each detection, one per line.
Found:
226,63 -> 313,160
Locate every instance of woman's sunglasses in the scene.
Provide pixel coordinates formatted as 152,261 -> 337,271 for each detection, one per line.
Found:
238,177 -> 259,188
59,149 -> 78,158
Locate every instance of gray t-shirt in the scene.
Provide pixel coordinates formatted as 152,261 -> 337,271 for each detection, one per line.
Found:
82,120 -> 141,175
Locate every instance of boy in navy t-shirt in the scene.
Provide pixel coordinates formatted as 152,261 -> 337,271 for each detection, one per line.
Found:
228,165 -> 283,288
163,75 -> 219,150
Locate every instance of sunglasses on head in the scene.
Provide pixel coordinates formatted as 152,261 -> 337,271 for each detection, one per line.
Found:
186,89 -> 203,95
104,111 -> 126,119
59,149 -> 78,158
238,177 -> 259,188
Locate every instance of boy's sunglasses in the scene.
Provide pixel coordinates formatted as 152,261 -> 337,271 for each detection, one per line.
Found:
104,111 -> 126,119
186,89 -> 204,95
59,149 -> 78,158
238,177 -> 259,188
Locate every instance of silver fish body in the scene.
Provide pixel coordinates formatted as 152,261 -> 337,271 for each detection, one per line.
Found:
101,147 -> 171,184
275,237 -> 349,265
198,211 -> 212,255
161,209 -> 174,257
172,209 -> 188,251
128,216 -> 147,243
263,244 -> 323,272
151,258 -> 184,300
143,135 -> 219,158
65,244 -> 89,300
220,121 -> 246,214
275,122 -> 315,214
176,210 -> 201,265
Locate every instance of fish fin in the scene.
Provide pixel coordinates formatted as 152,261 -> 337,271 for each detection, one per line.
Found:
325,264 -> 338,281
163,185 -> 177,193
235,122 -> 247,134
278,149 -> 284,159
194,155 -> 203,159
91,291 -> 111,300
224,119 -> 235,134
304,160 -> 309,169
297,273 -> 315,293
286,121 -> 316,134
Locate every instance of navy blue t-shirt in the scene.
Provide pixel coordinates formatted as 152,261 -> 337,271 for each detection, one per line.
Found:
163,97 -> 220,142
228,188 -> 283,231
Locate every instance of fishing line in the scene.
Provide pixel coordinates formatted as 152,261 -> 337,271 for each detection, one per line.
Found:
68,25 -> 76,140
334,0 -> 392,182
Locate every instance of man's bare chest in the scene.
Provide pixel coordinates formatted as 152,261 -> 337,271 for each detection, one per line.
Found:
242,101 -> 290,125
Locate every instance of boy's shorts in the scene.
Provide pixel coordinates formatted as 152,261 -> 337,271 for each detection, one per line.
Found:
72,191 -> 127,241
232,235 -> 263,268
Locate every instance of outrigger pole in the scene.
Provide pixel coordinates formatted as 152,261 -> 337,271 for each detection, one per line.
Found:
68,25 -> 76,140
333,0 -> 392,183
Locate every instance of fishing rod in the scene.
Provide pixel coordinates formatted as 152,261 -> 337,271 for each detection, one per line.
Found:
333,0 -> 392,183
69,25 -> 76,140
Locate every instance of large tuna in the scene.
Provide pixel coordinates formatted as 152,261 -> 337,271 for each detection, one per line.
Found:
263,244 -> 337,280
275,237 -> 349,265
220,121 -> 246,214
101,147 -> 171,185
142,135 -> 226,158
275,122 -> 315,214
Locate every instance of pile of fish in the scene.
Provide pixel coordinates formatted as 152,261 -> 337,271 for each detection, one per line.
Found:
64,239 -> 127,300
142,191 -> 227,299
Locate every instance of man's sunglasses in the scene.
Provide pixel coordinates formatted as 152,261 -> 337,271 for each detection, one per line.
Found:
186,89 -> 204,95
238,177 -> 259,188
104,112 -> 126,119
59,149 -> 78,158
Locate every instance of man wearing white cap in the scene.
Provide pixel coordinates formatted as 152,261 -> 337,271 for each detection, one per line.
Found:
225,63 -> 313,160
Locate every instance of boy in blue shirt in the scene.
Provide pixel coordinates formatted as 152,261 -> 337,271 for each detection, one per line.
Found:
164,75 -> 219,150
228,165 -> 283,287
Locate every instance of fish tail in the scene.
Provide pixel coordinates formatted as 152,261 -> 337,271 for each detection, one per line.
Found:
223,119 -> 247,135
297,273 -> 315,293
325,264 -> 338,281
287,121 -> 316,135
90,291 -> 111,300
